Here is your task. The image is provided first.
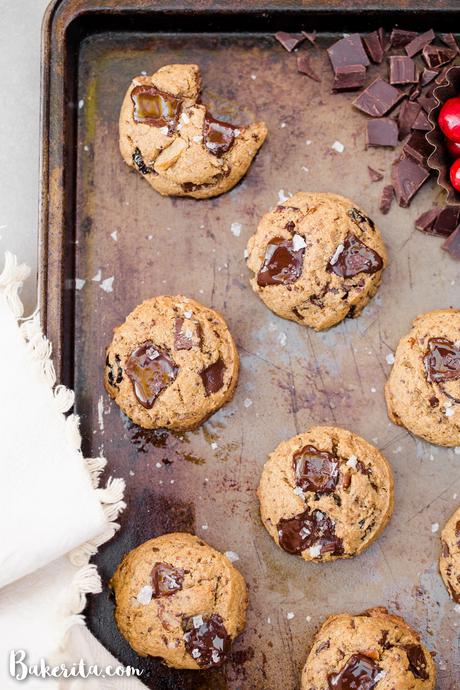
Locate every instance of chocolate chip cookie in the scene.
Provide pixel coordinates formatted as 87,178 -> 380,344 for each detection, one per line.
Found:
385,309 -> 460,447
301,607 -> 436,690
257,426 -> 393,562
119,64 -> 267,198
440,506 -> 460,602
104,296 -> 239,431
246,192 -> 387,331
110,533 -> 247,669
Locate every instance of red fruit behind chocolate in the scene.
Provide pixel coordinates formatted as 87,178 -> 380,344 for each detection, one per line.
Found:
446,137 -> 460,158
450,157 -> 460,192
439,96 -> 460,143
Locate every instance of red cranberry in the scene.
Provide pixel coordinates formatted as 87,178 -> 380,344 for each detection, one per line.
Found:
438,97 -> 460,144
445,137 -> 460,158
450,158 -> 460,192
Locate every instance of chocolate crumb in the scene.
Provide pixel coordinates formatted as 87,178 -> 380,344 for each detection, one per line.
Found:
379,185 -> 394,214
297,51 -> 320,82
368,166 -> 384,182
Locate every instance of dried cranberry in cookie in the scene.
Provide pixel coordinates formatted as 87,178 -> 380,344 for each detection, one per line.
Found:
385,309 -> 460,446
301,608 -> 436,690
105,296 -> 239,431
110,533 -> 247,670
247,192 -> 387,331
258,426 -> 393,562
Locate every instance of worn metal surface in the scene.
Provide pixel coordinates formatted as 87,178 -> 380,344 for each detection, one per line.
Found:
40,2 -> 460,689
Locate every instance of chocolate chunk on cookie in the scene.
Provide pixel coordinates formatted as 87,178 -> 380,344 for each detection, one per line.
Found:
385,309 -> 460,446
246,192 -> 387,331
105,296 -> 239,431
110,533 -> 247,669
301,607 -> 436,689
119,64 -> 267,199
257,426 -> 394,562
440,505 -> 460,602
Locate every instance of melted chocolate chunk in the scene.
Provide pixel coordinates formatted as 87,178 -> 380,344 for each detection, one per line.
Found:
132,147 -> 154,175
293,445 -> 340,494
126,343 -> 178,408
200,358 -> 225,395
131,85 -> 182,130
257,237 -> 305,287
424,338 -> 460,383
327,234 -> 383,278
174,317 -> 201,351
151,562 -> 185,597
183,613 -> 231,668
203,112 -> 237,156
277,508 -> 343,556
404,644 -> 429,680
328,654 -> 382,690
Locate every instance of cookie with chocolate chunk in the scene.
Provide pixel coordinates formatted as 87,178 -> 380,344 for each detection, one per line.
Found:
119,64 -> 267,198
301,607 -> 436,689
385,309 -> 460,447
110,533 -> 247,669
440,505 -> 460,602
257,426 -> 393,562
246,192 -> 387,331
104,296 -> 239,431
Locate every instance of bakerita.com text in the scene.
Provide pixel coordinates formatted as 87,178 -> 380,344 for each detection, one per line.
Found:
9,650 -> 143,680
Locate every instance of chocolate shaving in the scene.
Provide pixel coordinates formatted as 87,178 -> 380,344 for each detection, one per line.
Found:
363,30 -> 384,64
297,52 -> 320,82
368,166 -> 384,182
422,44 -> 457,70
398,100 -> 422,139
405,29 -> 435,58
327,34 -> 370,73
353,78 -> 404,117
275,31 -> 306,52
332,64 -> 366,91
389,56 -> 417,85
391,156 -> 429,207
415,208 -> 440,234
366,118 -> 398,148
403,131 -> 433,164
379,185 -> 394,214
390,28 -> 418,48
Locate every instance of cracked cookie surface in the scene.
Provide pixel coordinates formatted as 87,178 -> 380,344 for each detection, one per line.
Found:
440,505 -> 460,602
110,533 -> 247,669
385,309 -> 460,447
301,607 -> 436,690
119,64 -> 267,198
104,295 -> 239,431
246,192 -> 387,331
257,426 -> 393,562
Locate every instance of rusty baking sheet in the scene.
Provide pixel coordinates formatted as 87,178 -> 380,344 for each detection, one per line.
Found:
40,2 -> 460,688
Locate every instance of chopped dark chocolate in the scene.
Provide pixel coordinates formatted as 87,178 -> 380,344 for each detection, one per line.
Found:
151,562 -> 185,598
332,64 -> 366,91
415,208 -> 440,234
132,147 -> 154,175
379,185 -> 394,215
257,236 -> 305,286
303,31 -> 317,45
327,654 -> 383,690
126,343 -> 178,408
366,117 -> 398,148
405,29 -> 435,58
404,646 -> 429,681
403,131 -> 433,164
183,613 -> 231,668
368,166 -> 384,182
353,78 -> 403,117
417,94 -> 436,113
277,507 -> 344,556
398,100 -> 422,139
297,52 -> 320,82
420,68 -> 439,87
422,45 -> 457,70
327,233 -> 383,278
442,225 -> 460,260
412,109 -> 431,131
433,206 -> 460,237
440,33 -> 459,54
275,31 -> 306,52
131,86 -> 182,131
327,34 -> 370,73
363,30 -> 384,64
293,446 -> 340,494
203,112 -> 237,156
391,156 -> 429,207
389,56 -> 417,85
390,28 -> 418,48
200,358 -> 225,396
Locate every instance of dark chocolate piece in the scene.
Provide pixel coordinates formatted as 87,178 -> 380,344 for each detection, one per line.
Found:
277,508 -> 343,556
174,317 -> 201,351
293,445 -> 340,494
443,225 -> 460,261
302,31 -> 317,45
389,56 -> 417,85
203,112 -> 237,156
126,343 -> 178,408
391,156 -> 429,207
420,68 -> 438,87
327,34 -> 370,73
297,52 -> 320,82
348,207 -> 374,229
183,613 -> 231,668
405,29 -> 435,58
151,562 -> 185,597
415,208 -> 440,234
424,338 -> 460,383
417,94 -> 436,113
363,31 -> 384,64
275,31 -> 306,52
404,645 -> 429,681
106,354 -> 123,388
327,234 -> 383,278
132,147 -> 154,175
398,101 -> 422,139
327,653 -> 382,690
353,78 -> 403,117
131,86 -> 182,131
366,118 -> 398,148
368,166 -> 383,182
332,64 -> 366,91
411,109 -> 431,132
432,206 -> 460,237
422,45 -> 457,70
379,185 -> 394,215
403,131 -> 433,164
200,358 -> 225,395
257,236 -> 305,287
440,33 -> 459,54
390,28 -> 418,48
